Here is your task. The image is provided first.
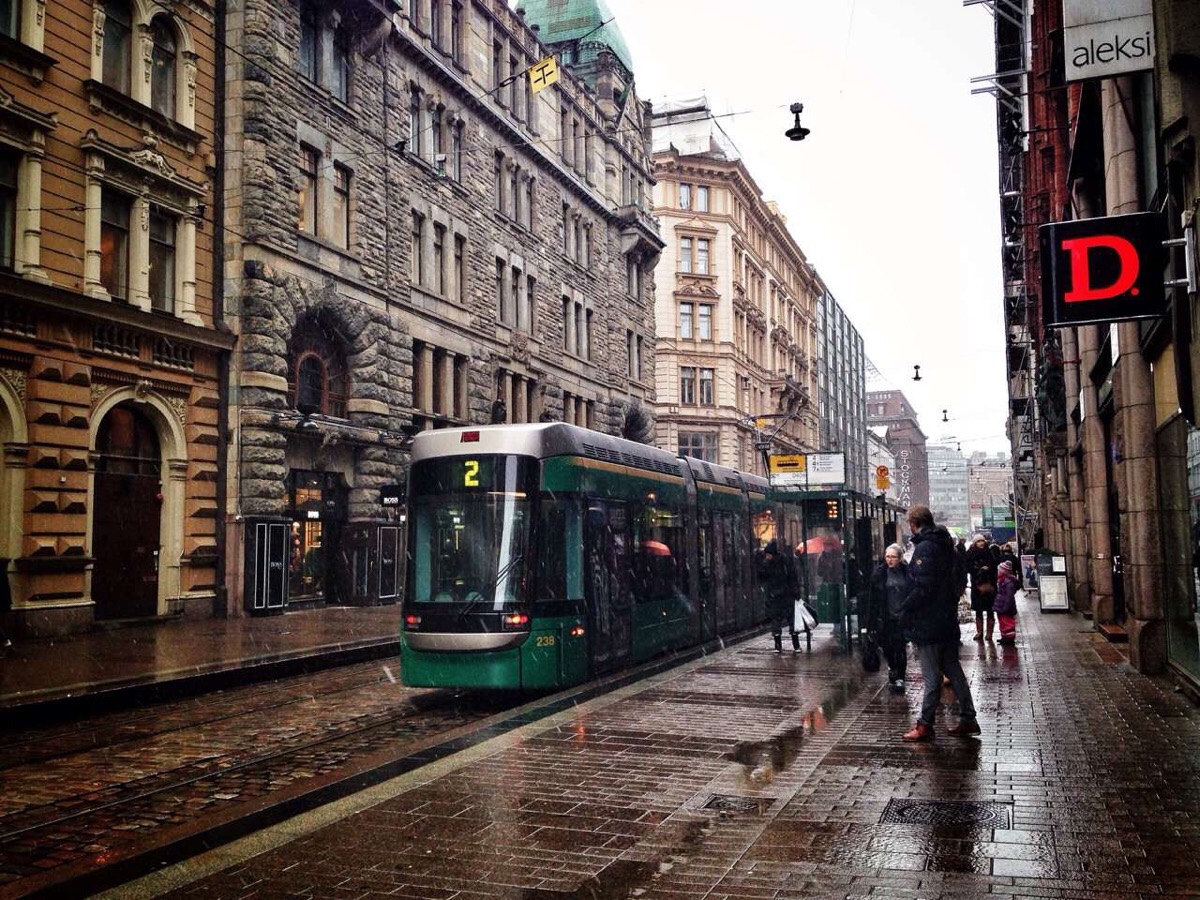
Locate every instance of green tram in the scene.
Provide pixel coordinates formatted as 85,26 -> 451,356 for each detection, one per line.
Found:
400,423 -> 783,690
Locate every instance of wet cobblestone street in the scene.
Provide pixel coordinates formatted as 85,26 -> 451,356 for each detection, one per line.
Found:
0,661 -> 507,897
121,598 -> 1200,899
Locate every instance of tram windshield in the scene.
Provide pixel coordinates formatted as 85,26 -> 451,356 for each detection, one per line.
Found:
407,455 -> 537,610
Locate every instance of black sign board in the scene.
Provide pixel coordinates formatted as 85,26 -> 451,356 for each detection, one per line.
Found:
1040,212 -> 1167,328
380,484 -> 403,507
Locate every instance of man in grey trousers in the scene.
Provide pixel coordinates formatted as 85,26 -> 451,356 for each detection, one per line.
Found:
898,505 -> 979,741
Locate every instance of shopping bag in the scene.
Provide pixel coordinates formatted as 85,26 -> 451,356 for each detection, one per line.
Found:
794,598 -> 818,633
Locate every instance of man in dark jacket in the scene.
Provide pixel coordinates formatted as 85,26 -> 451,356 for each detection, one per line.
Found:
898,505 -> 979,741
758,540 -> 800,653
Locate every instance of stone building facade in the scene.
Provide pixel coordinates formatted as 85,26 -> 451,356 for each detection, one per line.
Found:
221,0 -> 660,612
0,0 -> 228,636
650,99 -> 819,474
866,390 -> 928,509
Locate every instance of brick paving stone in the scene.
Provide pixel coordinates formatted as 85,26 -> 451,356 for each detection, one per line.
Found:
117,597 -> 1200,900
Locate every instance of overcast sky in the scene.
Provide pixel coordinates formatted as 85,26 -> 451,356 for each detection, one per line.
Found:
599,0 -> 1010,455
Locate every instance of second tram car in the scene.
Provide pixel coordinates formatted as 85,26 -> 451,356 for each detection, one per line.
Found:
400,423 -> 783,690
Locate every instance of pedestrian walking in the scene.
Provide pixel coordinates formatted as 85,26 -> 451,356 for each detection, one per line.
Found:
758,540 -> 801,653
999,542 -> 1022,589
994,560 -> 1019,644
867,543 -> 909,692
966,534 -> 997,641
898,505 -> 979,741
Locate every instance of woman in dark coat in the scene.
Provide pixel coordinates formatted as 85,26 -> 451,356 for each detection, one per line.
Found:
758,540 -> 800,653
965,534 -> 997,640
867,543 -> 909,692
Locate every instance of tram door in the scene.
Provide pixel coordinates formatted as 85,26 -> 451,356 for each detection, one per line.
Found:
92,404 -> 161,620
585,501 -> 633,673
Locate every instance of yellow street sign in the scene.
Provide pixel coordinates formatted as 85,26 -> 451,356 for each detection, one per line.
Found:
528,56 -> 559,92
768,454 -> 806,473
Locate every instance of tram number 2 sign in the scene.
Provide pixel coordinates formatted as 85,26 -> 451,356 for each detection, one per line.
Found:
1039,211 -> 1167,328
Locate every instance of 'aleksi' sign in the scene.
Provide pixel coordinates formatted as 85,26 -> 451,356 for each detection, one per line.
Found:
1063,0 -> 1154,82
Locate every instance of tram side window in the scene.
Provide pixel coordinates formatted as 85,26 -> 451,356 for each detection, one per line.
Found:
538,496 -> 583,601
630,501 -> 688,603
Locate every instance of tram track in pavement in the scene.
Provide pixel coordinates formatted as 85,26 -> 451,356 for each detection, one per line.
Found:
1,626 -> 770,899
0,661 -> 509,898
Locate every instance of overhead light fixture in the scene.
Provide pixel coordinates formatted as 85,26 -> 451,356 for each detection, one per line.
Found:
784,102 -> 810,142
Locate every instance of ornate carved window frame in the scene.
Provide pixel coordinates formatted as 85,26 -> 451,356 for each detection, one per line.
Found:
90,1 -> 199,137
80,130 -> 205,324
0,86 -> 54,283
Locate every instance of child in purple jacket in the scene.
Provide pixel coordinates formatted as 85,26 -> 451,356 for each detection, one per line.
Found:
994,561 -> 1019,644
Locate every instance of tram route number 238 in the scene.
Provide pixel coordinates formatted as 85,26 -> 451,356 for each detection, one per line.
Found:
535,635 -> 556,647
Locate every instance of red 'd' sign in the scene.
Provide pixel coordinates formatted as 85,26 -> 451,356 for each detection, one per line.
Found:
1040,212 -> 1167,328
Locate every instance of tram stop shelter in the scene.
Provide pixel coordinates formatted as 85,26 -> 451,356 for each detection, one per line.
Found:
766,452 -> 902,652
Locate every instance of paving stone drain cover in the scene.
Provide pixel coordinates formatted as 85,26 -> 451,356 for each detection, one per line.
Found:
703,794 -> 770,814
880,799 -> 1012,828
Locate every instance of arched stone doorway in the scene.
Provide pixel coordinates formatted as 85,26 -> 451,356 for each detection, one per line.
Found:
92,402 -> 162,619
0,375 -> 27,617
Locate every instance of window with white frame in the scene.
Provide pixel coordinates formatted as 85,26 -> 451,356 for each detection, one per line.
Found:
561,296 -> 571,352
679,183 -> 691,210
95,1 -> 195,131
696,239 -> 710,274
0,0 -> 17,39
0,0 -> 47,48
100,188 -> 131,301
102,0 -> 133,93
410,86 -> 422,156
450,119 -> 463,180
679,432 -> 717,463
433,223 -> 445,294
679,237 -> 692,273
696,185 -> 709,212
431,105 -> 445,163
0,151 -> 16,271
83,141 -> 202,320
149,16 -> 177,119
679,302 -> 693,339
331,23 -> 351,103
698,303 -> 712,340
454,234 -> 466,303
450,2 -> 464,64
524,274 -> 535,333
411,212 -> 425,283
147,206 -> 176,313
296,7 -> 353,103
298,145 -> 318,234
300,7 -> 319,81
332,163 -> 351,248
679,366 -> 696,405
430,0 -> 443,47
627,330 -> 643,381
699,368 -> 715,405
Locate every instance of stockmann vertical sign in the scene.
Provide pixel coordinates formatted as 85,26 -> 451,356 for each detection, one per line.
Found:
1064,0 -> 1154,82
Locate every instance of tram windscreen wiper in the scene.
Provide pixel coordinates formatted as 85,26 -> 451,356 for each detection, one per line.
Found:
457,553 -> 524,622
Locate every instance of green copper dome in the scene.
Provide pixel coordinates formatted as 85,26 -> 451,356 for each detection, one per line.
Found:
516,0 -> 634,77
